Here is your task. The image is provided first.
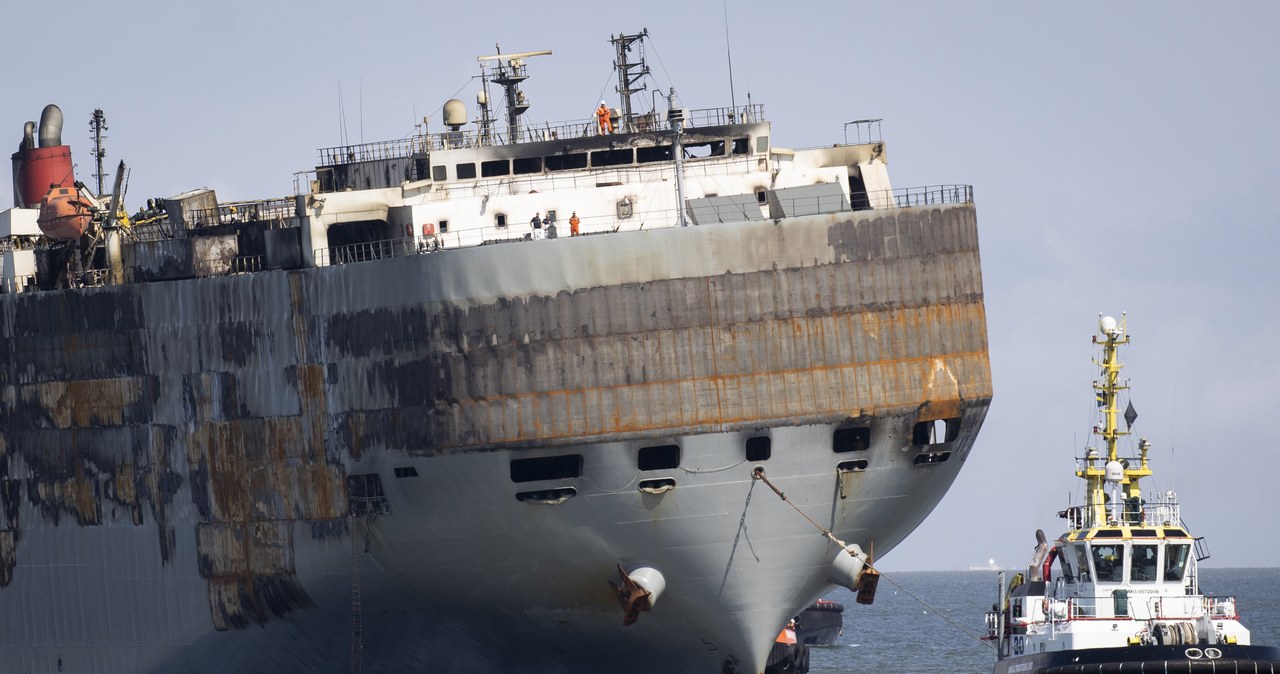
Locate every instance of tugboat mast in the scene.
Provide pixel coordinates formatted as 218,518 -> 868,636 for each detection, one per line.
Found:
1078,314 -> 1151,527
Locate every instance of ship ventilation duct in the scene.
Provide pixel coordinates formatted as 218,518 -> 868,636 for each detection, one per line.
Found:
38,104 -> 64,147
21,121 -> 36,151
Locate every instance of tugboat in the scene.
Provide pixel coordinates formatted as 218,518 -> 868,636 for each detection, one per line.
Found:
795,599 -> 845,646
985,315 -> 1280,673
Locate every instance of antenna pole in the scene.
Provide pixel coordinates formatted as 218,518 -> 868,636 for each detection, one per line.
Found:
668,88 -> 688,228
723,1 -> 737,120
90,109 -> 108,197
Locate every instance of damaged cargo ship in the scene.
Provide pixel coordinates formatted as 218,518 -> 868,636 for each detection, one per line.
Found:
0,32 -> 992,673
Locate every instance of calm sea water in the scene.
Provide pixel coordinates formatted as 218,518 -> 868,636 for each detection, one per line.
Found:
807,567 -> 1280,673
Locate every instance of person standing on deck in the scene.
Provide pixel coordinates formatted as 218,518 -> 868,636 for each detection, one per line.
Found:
530,212 -> 543,239
569,211 -> 580,236
596,102 -> 613,134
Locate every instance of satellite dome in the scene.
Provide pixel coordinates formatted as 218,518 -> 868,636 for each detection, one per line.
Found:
1104,460 -> 1125,483
443,99 -> 468,129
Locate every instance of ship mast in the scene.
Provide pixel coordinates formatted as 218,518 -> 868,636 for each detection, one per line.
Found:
477,48 -> 551,145
1077,314 -> 1151,528
610,30 -> 649,134
90,108 -> 108,198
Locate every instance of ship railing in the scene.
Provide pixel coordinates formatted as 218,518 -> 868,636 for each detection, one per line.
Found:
312,183 -> 975,266
318,136 -> 431,166
1061,594 -> 1230,622
228,255 -> 263,275
185,198 -> 298,229
315,105 -> 768,163
890,184 -> 973,208
314,237 -> 420,267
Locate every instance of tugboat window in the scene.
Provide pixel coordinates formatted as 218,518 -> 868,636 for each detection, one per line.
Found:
1130,544 -> 1158,582
456,163 -> 477,179
1057,553 -> 1075,583
1090,543 -> 1125,583
1164,543 -> 1191,581
1073,544 -> 1092,584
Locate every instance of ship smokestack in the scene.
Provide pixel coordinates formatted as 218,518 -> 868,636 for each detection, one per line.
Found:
38,104 -> 64,147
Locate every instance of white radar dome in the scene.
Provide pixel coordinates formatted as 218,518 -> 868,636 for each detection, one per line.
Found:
1104,460 -> 1125,482
1099,315 -> 1118,336
443,99 -> 468,129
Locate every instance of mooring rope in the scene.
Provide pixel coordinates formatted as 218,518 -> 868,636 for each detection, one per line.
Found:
751,467 -> 995,650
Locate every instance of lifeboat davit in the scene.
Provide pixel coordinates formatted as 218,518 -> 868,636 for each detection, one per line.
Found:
37,185 -> 94,239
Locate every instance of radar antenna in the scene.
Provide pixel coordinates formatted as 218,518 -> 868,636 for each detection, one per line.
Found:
477,48 -> 552,145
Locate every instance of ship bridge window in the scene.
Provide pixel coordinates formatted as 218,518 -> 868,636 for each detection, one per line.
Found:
456,162 -> 477,180
756,136 -> 769,153
1164,543 -> 1191,582
1057,552 -> 1076,583
683,140 -> 725,159
1090,543 -> 1125,583
545,153 -> 588,171
481,159 -> 510,177
832,426 -> 871,453
638,444 -> 680,471
514,157 -> 542,174
510,454 -> 584,483
591,148 -> 634,167
432,165 -> 447,181
1130,544 -> 1159,582
732,138 -> 750,155
495,213 -> 507,228
636,145 -> 673,163
912,417 -> 961,446
1073,544 -> 1092,583
745,436 -> 771,461
1162,528 -> 1189,538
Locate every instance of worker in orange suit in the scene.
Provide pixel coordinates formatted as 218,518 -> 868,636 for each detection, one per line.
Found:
569,211 -> 580,236
596,101 -> 614,134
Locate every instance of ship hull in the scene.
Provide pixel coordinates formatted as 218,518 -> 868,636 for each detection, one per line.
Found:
0,204 -> 991,672
994,644 -> 1280,674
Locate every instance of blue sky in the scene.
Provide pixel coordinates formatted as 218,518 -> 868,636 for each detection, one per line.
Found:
5,1 -> 1279,572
